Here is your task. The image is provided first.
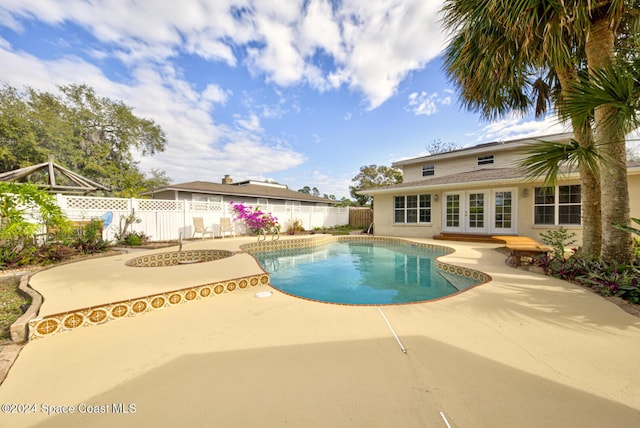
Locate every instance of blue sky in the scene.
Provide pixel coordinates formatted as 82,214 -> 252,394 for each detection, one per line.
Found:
0,0 -> 568,199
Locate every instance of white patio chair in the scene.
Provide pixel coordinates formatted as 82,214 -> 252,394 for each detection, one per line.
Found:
219,217 -> 234,238
192,217 -> 213,239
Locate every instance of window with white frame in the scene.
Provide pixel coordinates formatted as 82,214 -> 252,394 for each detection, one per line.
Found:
422,163 -> 435,177
192,194 -> 222,203
534,185 -> 581,225
394,195 -> 431,224
477,155 -> 495,165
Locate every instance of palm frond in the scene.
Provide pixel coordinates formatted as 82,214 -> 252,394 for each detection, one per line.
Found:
518,138 -> 602,187
564,59 -> 640,134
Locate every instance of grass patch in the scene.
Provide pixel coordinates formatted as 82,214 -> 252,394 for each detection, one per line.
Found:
0,278 -> 31,343
314,225 -> 367,235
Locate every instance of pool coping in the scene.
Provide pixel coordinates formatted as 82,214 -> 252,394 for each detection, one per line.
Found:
243,235 -> 492,306
24,235 -> 490,340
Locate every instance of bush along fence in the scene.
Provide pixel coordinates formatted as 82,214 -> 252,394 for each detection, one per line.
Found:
54,194 -> 349,242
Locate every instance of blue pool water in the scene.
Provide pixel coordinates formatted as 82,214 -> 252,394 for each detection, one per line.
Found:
253,241 -> 480,305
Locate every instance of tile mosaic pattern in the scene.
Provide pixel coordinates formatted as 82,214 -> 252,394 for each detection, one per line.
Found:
435,261 -> 491,283
125,249 -> 234,267
28,273 -> 269,340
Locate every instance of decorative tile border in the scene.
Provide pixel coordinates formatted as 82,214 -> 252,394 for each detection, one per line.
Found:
28,235 -> 491,340
125,249 -> 234,267
240,235 -> 335,253
28,273 -> 269,340
435,260 -> 491,283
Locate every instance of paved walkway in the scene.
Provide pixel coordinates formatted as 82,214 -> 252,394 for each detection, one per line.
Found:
1,236 -> 639,427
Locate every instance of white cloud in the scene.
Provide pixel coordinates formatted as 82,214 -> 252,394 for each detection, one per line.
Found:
281,169 -> 353,199
234,114 -> 263,133
1,0 -> 446,109
471,114 -> 572,144
0,0 -> 452,189
0,37 -> 306,184
406,91 -> 451,116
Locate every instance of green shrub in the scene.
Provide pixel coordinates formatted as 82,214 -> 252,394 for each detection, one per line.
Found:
73,219 -> 109,254
1,182 -> 73,268
121,231 -> 149,246
35,243 -> 77,264
285,219 -> 305,235
538,227 -> 576,259
0,245 -> 35,270
578,261 -> 640,304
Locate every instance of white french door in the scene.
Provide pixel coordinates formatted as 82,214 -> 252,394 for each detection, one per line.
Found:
442,189 -> 516,234
492,189 -> 517,234
443,193 -> 463,233
467,191 -> 489,233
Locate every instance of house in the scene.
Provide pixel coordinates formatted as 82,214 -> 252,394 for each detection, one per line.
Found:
142,175 -> 342,236
359,133 -> 640,245
143,175 -> 334,207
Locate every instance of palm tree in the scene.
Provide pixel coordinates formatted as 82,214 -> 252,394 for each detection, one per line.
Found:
577,1 -> 637,263
562,57 -> 640,262
441,0 -> 638,262
441,0 -> 603,258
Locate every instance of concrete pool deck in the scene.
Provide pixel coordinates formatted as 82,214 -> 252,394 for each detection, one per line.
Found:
1,235 -> 639,427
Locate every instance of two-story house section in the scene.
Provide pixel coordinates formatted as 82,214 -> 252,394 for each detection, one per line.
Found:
359,133 -> 640,245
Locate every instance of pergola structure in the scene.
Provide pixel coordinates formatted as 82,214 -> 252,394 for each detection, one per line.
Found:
0,161 -> 110,195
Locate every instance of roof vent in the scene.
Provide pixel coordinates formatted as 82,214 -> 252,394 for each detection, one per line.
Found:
222,175 -> 233,184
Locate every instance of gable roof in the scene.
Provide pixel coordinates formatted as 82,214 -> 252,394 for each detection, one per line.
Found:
392,132 -> 573,167
361,161 -> 640,195
359,168 -> 530,195
144,181 -> 334,204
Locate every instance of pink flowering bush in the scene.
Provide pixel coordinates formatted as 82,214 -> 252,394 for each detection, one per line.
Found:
229,202 -> 279,235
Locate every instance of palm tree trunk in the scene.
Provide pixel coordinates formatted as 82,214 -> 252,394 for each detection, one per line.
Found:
586,16 -> 633,263
576,129 -> 602,259
557,68 -> 602,259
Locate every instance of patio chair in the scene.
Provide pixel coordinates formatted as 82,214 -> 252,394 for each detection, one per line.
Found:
219,217 -> 234,238
192,217 -> 213,239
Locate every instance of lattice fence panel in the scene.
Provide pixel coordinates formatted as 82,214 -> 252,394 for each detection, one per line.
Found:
65,196 -> 129,211
188,201 -> 223,212
138,199 -> 184,211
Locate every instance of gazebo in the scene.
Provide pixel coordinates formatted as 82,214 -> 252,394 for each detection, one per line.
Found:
0,161 -> 110,195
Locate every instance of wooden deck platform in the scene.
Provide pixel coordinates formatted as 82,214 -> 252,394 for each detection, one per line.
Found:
433,233 -> 551,267
492,235 -> 552,267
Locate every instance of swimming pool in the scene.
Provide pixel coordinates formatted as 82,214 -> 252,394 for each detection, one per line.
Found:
252,240 -> 481,305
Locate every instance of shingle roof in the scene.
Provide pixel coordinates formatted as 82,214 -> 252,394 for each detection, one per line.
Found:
146,181 -> 334,203
392,132 -> 573,167
360,168 -> 530,194
361,160 -> 640,195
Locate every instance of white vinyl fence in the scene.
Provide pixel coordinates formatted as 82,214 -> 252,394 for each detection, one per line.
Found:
55,195 -> 349,242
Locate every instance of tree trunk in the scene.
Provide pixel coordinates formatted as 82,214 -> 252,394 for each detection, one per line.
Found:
557,67 -> 602,259
585,17 -> 633,263
576,129 -> 602,259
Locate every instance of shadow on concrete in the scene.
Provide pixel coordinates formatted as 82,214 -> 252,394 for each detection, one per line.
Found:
16,335 -> 640,428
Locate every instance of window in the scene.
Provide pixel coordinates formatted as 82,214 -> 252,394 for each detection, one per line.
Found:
477,155 -> 495,165
534,185 -> 581,225
559,185 -> 581,224
422,163 -> 435,177
394,195 -> 431,224
494,191 -> 513,229
192,194 -> 222,203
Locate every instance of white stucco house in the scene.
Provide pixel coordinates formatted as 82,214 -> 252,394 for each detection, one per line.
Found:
359,133 -> 640,245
